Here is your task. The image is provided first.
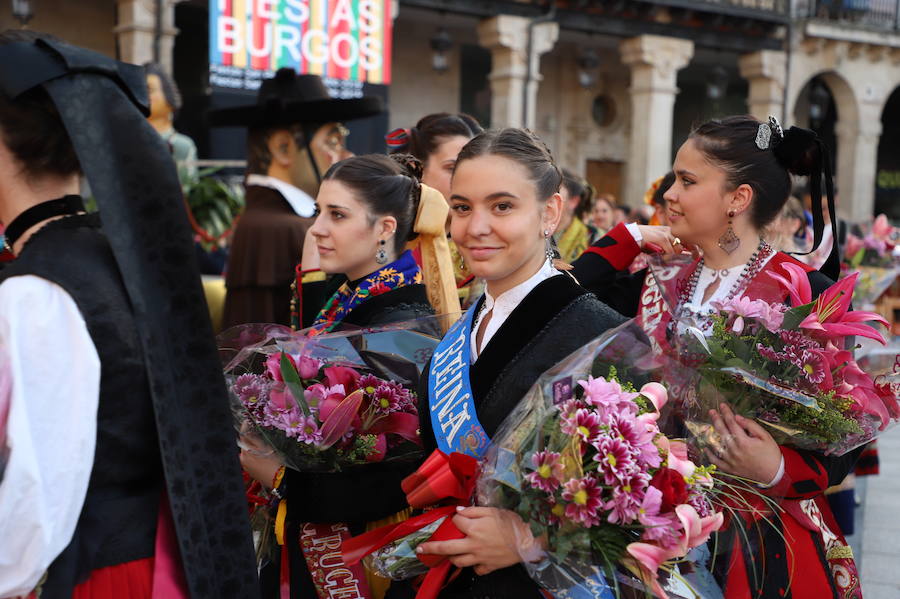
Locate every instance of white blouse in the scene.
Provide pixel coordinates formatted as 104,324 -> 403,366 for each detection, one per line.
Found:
470,259 -> 561,361
0,275 -> 100,598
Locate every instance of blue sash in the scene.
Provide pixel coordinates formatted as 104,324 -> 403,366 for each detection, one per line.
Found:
428,304 -> 490,458
428,304 -> 613,599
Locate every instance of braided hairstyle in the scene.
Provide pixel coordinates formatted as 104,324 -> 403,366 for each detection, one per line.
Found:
454,128 -> 562,203
387,113 -> 483,164
689,115 -> 823,230
321,153 -> 423,254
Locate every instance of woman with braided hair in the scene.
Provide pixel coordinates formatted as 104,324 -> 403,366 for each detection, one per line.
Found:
386,113 -> 484,306
571,115 -> 864,598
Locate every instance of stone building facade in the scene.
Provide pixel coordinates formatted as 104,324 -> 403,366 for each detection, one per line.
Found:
3,0 -> 900,222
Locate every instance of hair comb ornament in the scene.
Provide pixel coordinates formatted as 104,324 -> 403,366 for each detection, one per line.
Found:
385,127 -> 410,151
755,116 -> 784,150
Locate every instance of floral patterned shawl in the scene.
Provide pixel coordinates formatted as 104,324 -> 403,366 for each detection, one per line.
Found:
311,250 -> 422,333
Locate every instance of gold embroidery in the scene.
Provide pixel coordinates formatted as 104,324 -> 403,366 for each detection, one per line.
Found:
826,545 -> 854,560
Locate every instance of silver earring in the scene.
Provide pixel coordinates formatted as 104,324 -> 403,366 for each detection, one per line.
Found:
375,240 -> 388,265
544,230 -> 557,262
718,210 -> 740,254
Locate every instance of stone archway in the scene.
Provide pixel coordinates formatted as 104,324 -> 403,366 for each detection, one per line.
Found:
792,69 -> 875,222
875,86 -> 900,221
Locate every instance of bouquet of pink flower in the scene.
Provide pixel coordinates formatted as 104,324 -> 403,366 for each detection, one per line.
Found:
841,214 -> 899,307
478,322 -> 725,599
221,321 -> 443,471
677,263 -> 900,455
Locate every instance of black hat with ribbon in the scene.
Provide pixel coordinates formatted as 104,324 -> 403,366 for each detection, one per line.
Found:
208,67 -> 383,128
0,34 -> 260,597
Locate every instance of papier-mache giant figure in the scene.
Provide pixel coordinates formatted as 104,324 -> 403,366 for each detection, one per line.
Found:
210,69 -> 383,328
0,31 -> 259,599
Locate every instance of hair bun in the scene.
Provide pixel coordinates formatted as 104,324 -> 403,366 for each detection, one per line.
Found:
390,153 -> 424,181
773,126 -> 822,176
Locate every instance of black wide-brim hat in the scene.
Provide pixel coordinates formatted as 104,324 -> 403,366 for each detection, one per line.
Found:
209,68 -> 382,128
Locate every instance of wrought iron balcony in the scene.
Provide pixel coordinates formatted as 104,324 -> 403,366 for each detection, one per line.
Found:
801,0 -> 900,31
647,0 -> 789,20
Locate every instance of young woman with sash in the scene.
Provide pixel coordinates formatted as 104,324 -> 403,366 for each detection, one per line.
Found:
242,154 -> 435,599
572,115 -> 863,599
407,128 -> 626,599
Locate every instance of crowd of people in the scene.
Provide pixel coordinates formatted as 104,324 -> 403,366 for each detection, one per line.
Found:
0,30 -> 893,599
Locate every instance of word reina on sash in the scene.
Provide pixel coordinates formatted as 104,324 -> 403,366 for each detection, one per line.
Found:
430,328 -> 471,448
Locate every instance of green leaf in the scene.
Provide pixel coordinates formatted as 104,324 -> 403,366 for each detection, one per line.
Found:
782,303 -> 814,330
281,354 -> 311,416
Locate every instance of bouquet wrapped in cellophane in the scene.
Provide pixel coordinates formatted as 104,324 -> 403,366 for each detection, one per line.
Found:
477,321 -> 725,599
341,321 -> 727,599
647,255 -> 900,458
841,214 -> 899,308
218,317 -> 448,599
220,319 -> 445,471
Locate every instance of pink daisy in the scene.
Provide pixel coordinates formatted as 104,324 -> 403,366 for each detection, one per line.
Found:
561,476 -> 603,527
526,451 -> 565,493
593,437 -> 637,484
562,408 -> 603,443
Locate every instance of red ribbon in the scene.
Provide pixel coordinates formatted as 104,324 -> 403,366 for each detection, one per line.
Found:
342,450 -> 478,599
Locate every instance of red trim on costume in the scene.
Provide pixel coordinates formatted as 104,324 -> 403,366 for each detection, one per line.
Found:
581,223 -> 641,271
764,447 -> 829,501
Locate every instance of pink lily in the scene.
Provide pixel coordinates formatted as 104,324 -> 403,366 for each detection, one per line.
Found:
319,389 -> 365,448
844,234 -> 864,260
873,214 -> 894,241
770,263 -> 888,344
655,437 -> 696,479
640,382 -> 668,414
824,342 -> 893,428
626,505 -> 723,598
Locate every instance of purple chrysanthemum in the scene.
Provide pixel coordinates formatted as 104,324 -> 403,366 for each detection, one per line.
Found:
562,408 -> 603,443
234,373 -> 271,419
526,451 -> 565,493
604,486 -> 643,524
561,476 -> 603,527
593,437 -> 637,484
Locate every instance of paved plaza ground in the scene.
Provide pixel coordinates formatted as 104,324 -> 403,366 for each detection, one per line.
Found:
854,424 -> 900,598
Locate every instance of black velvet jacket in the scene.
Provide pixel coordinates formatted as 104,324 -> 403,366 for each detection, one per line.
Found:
407,274 -> 626,599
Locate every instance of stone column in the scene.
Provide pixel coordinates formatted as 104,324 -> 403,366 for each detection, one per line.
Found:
835,104 -> 882,222
619,35 -> 693,207
115,0 -> 179,72
477,15 -> 559,129
738,50 -> 787,122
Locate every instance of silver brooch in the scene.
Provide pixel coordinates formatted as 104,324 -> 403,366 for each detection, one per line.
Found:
756,115 -> 784,150
755,122 -> 772,150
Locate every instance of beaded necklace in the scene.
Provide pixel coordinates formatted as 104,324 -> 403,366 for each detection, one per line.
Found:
676,238 -> 774,330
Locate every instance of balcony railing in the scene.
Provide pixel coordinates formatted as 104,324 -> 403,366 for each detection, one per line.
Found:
801,0 -> 900,31
640,0 -> 789,18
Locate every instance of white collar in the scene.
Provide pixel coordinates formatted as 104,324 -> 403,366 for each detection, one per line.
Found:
246,174 -> 317,218
472,259 -> 561,360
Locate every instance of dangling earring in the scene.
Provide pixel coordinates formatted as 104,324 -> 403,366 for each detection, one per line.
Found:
718,209 -> 740,254
544,229 -> 557,262
458,252 -> 467,272
375,239 -> 388,265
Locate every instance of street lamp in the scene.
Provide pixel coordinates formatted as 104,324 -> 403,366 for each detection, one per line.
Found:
808,80 -> 831,128
430,28 -> 453,73
706,65 -> 729,100
577,48 -> 599,89
11,0 -> 32,27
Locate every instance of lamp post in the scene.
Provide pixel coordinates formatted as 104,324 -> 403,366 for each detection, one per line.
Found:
808,80 -> 831,129
430,28 -> 453,73
11,0 -> 33,27
577,48 -> 599,89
